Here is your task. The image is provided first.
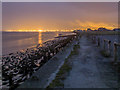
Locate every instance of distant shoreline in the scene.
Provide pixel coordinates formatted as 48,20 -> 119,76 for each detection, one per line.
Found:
1,31 -> 73,33
75,31 -> 120,35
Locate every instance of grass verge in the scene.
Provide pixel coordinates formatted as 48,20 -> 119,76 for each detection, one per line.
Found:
46,43 -> 80,88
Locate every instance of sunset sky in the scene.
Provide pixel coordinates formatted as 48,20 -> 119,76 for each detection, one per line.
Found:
2,2 -> 118,31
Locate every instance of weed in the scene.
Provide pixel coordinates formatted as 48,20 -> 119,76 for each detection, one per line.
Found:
47,43 -> 80,88
100,50 -> 111,58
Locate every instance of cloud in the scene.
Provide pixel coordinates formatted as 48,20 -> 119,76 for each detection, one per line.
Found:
2,2 -> 118,31
2,0 -> 120,2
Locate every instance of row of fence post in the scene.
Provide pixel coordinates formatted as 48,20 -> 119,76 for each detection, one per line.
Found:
91,35 -> 120,64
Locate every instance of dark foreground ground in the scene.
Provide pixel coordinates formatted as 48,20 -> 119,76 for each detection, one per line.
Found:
18,35 -> 119,88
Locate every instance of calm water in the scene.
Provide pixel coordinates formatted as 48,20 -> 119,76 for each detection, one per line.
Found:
2,32 -> 73,55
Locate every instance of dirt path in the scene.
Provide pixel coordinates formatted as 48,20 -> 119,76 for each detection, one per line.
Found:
64,36 -> 118,88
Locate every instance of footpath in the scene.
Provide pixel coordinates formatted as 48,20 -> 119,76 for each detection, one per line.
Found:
64,36 -> 118,88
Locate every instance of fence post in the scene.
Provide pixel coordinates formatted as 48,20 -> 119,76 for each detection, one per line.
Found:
103,40 -> 105,50
93,36 -> 96,44
108,41 -> 111,54
114,43 -> 117,63
98,38 -> 100,47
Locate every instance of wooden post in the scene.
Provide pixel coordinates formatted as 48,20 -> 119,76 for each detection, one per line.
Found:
98,38 -> 100,47
92,35 -> 94,40
114,43 -> 117,63
93,36 -> 96,44
113,43 -> 120,63
92,36 -> 96,43
108,41 -> 111,54
94,36 -> 96,44
103,39 -> 105,50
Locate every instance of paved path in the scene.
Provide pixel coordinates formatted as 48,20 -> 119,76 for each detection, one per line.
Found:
64,36 -> 118,88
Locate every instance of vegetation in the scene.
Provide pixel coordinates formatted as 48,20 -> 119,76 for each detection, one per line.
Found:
69,44 -> 80,56
47,58 -> 71,88
47,43 -> 80,88
100,50 -> 111,58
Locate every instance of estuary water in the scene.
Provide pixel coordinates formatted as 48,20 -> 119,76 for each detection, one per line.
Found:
2,32 -> 73,55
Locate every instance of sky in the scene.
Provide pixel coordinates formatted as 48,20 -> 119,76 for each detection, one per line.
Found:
2,0 -> 120,2
2,2 -> 118,31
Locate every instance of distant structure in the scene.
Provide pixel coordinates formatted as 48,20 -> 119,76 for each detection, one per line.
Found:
113,28 -> 120,31
83,30 -> 86,32
94,30 -> 97,31
77,30 -> 83,32
98,27 -> 110,31
87,28 -> 93,31
73,28 -> 120,32
73,29 -> 83,33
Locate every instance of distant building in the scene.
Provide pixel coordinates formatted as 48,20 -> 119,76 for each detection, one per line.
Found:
83,30 -> 86,32
87,28 -> 93,31
73,30 -> 82,33
77,30 -> 83,32
98,28 -> 110,31
94,30 -> 97,31
113,28 -> 120,31
73,30 -> 83,33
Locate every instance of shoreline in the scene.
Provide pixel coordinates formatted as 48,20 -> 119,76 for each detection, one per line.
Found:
2,31 -> 74,55
2,34 -> 77,89
18,37 -> 77,88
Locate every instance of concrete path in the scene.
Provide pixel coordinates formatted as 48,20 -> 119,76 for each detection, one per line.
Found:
64,36 -> 118,88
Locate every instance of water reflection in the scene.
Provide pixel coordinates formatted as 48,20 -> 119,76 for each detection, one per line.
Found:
38,32 -> 42,46
2,32 -> 72,55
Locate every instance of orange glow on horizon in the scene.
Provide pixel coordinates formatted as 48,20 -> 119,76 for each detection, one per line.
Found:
38,32 -> 42,44
74,21 -> 117,30
4,28 -> 116,32
3,22 -> 118,32
4,29 -> 74,32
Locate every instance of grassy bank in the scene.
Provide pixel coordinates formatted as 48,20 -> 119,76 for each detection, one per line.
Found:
46,43 -> 80,88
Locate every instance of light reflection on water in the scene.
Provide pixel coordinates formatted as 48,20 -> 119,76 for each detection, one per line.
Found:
38,32 -> 42,45
2,32 -> 72,55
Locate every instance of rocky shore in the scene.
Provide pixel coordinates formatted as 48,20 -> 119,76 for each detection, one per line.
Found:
2,34 -> 77,89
